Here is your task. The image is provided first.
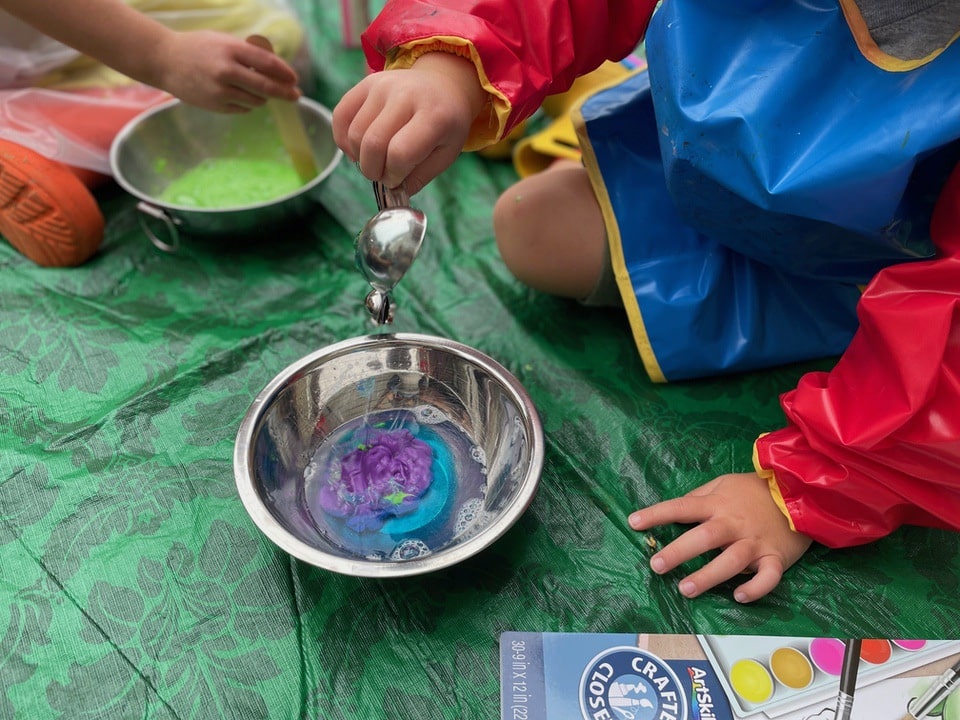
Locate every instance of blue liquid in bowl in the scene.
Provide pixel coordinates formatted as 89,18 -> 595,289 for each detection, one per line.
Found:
301,407 -> 489,561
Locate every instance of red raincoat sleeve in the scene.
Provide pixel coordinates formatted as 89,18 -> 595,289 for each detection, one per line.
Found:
755,161 -> 960,548
360,0 -> 655,143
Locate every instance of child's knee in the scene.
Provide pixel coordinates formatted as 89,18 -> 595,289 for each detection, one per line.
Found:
492,183 -> 538,272
493,165 -> 605,287
493,186 -> 523,235
492,168 -> 572,260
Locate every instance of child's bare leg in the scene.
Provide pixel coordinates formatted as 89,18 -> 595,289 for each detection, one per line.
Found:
493,160 -> 606,299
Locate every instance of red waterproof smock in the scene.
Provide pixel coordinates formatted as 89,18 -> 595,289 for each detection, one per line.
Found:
361,0 -> 960,548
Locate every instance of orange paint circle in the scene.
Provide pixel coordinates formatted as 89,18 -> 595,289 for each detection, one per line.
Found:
770,646 -> 814,689
859,639 -> 892,664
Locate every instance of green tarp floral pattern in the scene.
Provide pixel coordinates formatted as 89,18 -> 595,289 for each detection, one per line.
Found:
2,2 -> 959,717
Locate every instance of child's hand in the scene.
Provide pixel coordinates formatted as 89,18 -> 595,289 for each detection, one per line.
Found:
629,472 -> 813,603
155,31 -> 300,113
333,52 -> 487,195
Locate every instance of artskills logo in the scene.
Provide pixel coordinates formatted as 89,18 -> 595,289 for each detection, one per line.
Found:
579,646 -> 688,720
687,666 -> 719,720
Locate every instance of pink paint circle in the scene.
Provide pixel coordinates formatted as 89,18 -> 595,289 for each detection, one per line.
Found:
892,639 -> 927,651
808,638 -> 846,675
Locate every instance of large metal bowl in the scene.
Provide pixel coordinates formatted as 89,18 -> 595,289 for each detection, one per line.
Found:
234,333 -> 544,577
109,97 -> 342,251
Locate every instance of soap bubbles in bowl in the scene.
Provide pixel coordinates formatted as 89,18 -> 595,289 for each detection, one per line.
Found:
233,333 -> 544,578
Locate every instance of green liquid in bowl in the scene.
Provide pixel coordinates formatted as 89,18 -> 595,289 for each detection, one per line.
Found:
160,157 -> 303,208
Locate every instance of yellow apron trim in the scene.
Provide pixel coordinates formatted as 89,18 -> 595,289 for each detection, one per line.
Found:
838,0 -> 959,71
753,436 -> 798,532
541,60 -> 640,118
572,69 -> 667,384
512,113 -> 581,178
511,60 -> 638,178
386,37 -> 510,151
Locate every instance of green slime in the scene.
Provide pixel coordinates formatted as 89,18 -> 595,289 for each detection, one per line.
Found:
160,157 -> 303,208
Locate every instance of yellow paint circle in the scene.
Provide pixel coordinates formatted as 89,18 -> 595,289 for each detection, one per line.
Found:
730,659 -> 774,703
770,647 -> 814,689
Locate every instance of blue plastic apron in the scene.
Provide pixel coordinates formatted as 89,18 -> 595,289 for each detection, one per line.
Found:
576,0 -> 960,382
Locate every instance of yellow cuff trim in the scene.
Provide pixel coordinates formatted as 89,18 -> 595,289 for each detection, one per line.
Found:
386,37 -> 510,151
838,0 -> 959,71
753,436 -> 798,532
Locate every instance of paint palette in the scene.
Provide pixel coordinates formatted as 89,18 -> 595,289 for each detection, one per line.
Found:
697,635 -> 960,718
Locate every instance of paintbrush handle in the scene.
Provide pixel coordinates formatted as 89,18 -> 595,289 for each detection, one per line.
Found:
909,665 -> 960,720
835,692 -> 855,720
835,639 -> 862,720
839,639 -> 863,689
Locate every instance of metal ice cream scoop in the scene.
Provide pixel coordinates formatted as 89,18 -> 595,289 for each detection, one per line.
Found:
356,181 -> 426,325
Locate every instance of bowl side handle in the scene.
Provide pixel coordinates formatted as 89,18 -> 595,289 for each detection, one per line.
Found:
136,201 -> 182,253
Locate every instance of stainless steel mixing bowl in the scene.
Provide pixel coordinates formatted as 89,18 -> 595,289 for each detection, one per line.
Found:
109,97 -> 342,251
234,333 -> 544,577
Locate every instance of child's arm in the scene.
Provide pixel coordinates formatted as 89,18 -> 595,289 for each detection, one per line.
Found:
755,158 -> 960,549
629,472 -> 813,603
333,52 -> 488,194
632,160 -> 960,603
333,0 -> 657,192
0,0 -> 300,112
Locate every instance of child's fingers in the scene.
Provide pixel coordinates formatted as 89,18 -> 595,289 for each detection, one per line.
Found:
685,476 -> 723,497
648,520 -> 733,577
672,538 -> 783,599
246,53 -> 298,86
628,494 -> 712,530
232,71 -> 300,101
381,120 -> 445,190
224,41 -> 299,102
382,124 -> 465,192
242,81 -> 298,103
675,546 -> 786,603
732,556 -> 785,603
352,99 -> 412,182
356,121 -> 396,184
408,144 -> 463,195
238,38 -> 299,84
209,84 -> 269,112
332,85 -> 369,160
670,544 -> 753,598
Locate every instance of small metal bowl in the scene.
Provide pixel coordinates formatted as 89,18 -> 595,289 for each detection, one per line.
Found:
109,98 -> 342,251
234,333 -> 544,578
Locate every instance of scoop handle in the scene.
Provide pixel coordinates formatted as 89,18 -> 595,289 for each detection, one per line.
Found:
373,181 -> 411,211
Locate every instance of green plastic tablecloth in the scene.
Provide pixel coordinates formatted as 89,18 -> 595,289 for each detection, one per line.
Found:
2,3 -> 959,718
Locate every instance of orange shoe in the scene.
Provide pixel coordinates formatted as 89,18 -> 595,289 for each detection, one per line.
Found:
0,140 -> 104,267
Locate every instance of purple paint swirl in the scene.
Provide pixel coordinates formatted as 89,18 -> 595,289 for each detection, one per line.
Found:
318,428 -> 434,532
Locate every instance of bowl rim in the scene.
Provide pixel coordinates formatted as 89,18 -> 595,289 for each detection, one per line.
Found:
108,97 -> 343,212
233,332 -> 545,578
